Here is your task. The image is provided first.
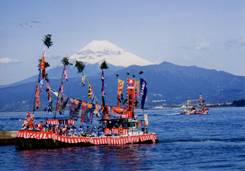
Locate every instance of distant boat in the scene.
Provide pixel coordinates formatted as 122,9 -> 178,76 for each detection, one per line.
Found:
181,95 -> 209,115
153,105 -> 165,110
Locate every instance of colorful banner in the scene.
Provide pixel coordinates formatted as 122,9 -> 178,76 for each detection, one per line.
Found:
69,98 -> 81,118
56,82 -> 64,113
88,83 -> 93,99
140,79 -> 147,109
126,79 -> 136,118
40,53 -> 46,80
46,82 -> 52,112
134,80 -> 140,97
134,79 -> 140,107
80,102 -> 87,124
63,65 -> 68,81
34,84 -> 40,110
62,97 -> 69,110
117,79 -> 124,105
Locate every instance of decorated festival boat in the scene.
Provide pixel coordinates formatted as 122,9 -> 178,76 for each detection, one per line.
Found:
181,95 -> 209,115
16,35 -> 158,149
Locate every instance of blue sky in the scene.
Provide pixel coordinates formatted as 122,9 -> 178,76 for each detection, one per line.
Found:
0,0 -> 245,84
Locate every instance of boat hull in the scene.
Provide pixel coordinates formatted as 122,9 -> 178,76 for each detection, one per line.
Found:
16,130 -> 158,150
181,109 -> 209,115
181,111 -> 208,115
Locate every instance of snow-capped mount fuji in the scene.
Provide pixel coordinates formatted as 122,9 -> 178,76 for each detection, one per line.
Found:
69,40 -> 154,67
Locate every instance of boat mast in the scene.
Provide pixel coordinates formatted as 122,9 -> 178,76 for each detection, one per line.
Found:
33,34 -> 53,113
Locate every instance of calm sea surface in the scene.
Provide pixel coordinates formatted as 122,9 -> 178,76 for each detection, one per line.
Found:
0,107 -> 245,171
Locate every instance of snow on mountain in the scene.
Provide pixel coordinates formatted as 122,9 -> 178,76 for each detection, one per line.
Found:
69,40 -> 154,67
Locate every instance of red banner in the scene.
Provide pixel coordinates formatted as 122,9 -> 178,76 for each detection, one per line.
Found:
17,130 -> 157,145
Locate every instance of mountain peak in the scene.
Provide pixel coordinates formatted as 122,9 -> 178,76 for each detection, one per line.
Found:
70,40 -> 154,67
80,40 -> 123,52
160,61 -> 175,66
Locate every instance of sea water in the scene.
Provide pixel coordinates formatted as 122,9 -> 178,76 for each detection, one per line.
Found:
0,107 -> 245,170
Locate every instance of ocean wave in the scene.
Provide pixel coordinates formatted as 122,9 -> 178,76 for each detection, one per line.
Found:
158,137 -> 245,143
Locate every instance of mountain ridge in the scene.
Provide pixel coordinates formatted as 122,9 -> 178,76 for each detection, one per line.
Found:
0,61 -> 244,111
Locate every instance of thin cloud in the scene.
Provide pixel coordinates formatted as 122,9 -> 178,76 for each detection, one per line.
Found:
0,57 -> 21,64
31,20 -> 41,24
239,37 -> 245,46
194,41 -> 210,50
180,41 -> 210,51
18,20 -> 41,28
225,37 -> 245,49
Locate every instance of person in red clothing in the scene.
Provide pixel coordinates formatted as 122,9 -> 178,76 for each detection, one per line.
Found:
37,121 -> 44,131
22,112 -> 35,130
